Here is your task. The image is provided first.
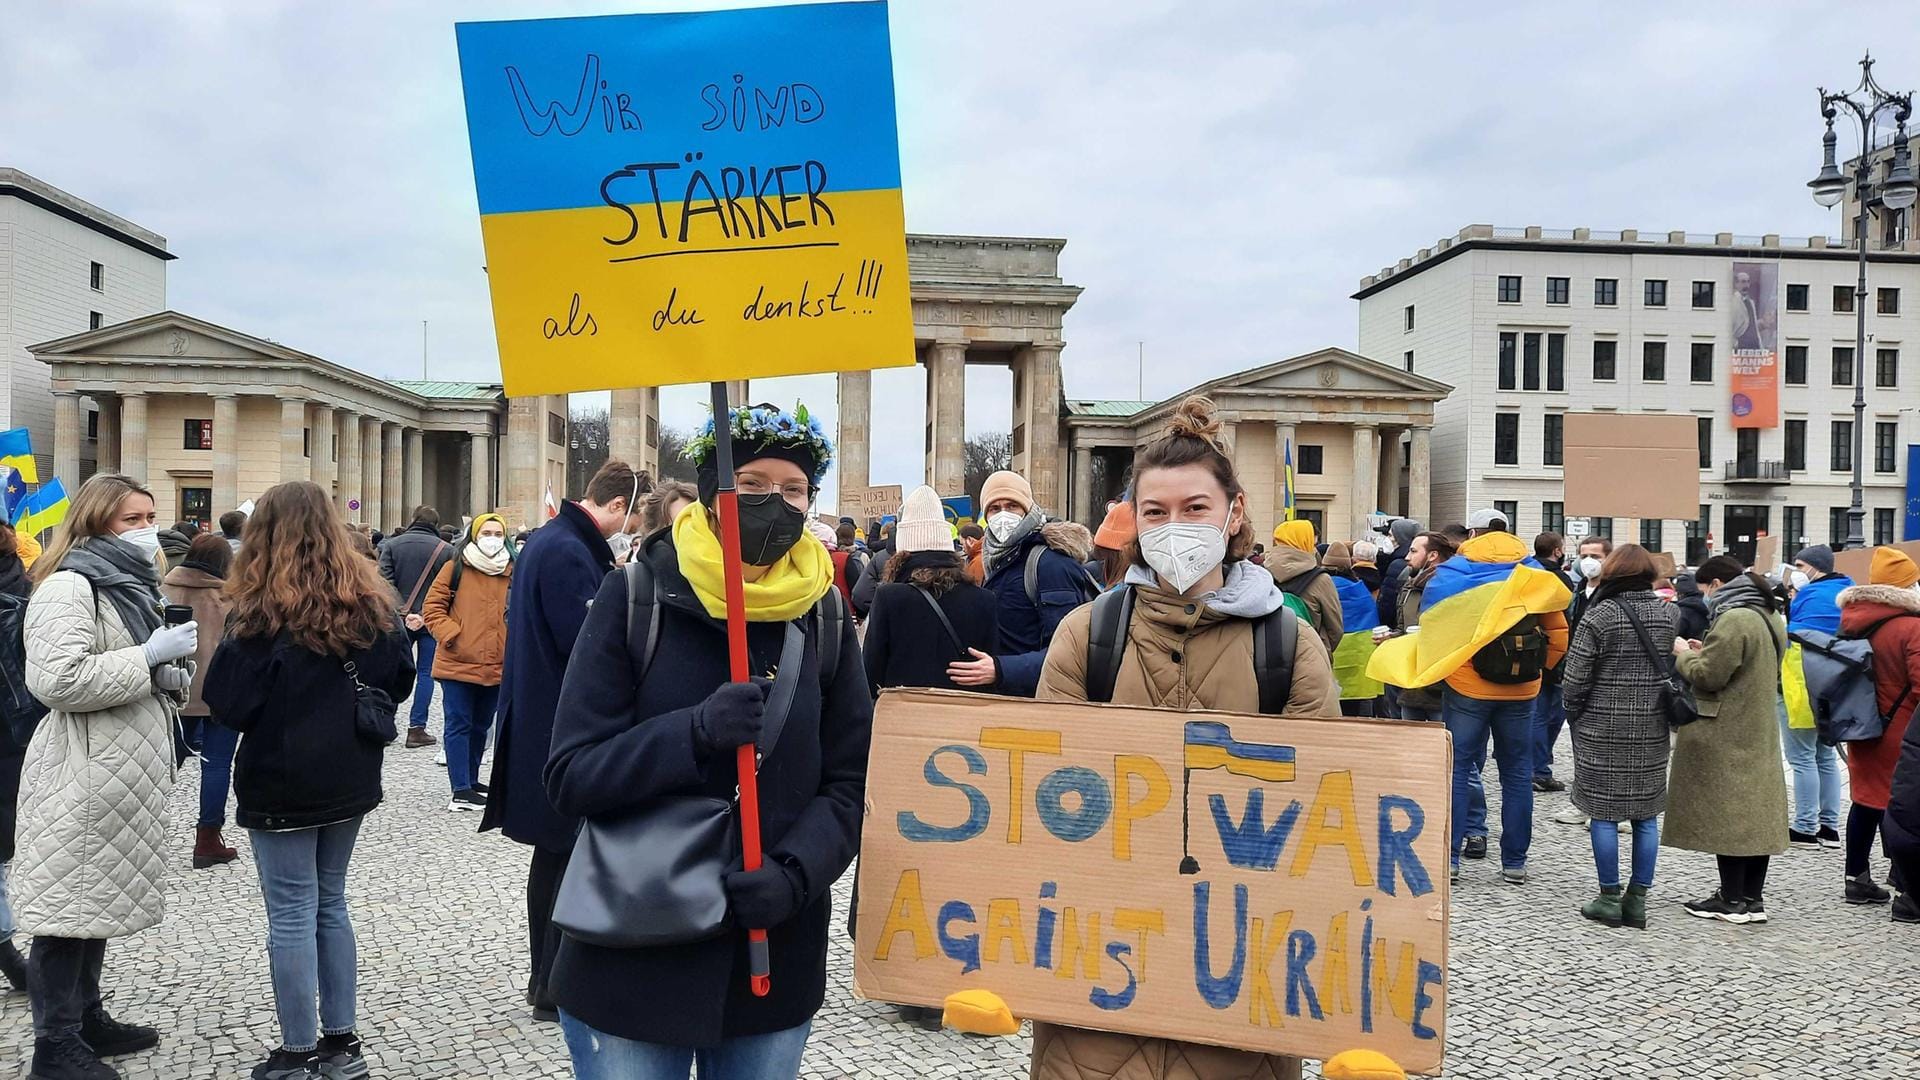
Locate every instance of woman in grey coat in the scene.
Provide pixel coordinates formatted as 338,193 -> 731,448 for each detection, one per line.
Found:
1670,556 -> 1790,926
1561,544 -> 1673,929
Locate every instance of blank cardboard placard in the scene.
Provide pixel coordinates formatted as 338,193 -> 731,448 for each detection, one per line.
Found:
1834,539 -> 1920,584
1562,413 -> 1700,521
854,689 -> 1452,1074
1753,534 -> 1781,573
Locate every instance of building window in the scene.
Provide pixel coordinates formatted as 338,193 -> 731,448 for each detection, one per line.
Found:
1547,333 -> 1566,391
1592,516 -> 1613,539
302,428 -> 311,458
1831,420 -> 1854,471
1546,277 -> 1570,305
1594,278 -> 1618,306
1783,506 -> 1805,546
1830,507 -> 1852,547
1697,416 -> 1712,469
180,488 -> 212,531
1833,347 -> 1855,386
1494,500 -> 1518,532
87,410 -> 98,440
1876,508 -> 1896,545
1297,445 -> 1323,474
1523,332 -> 1541,391
1876,422 -> 1898,473
1300,508 -> 1324,537
1403,350 -> 1413,373
1498,332 -> 1517,390
1543,413 -> 1564,466
1645,279 -> 1667,307
183,419 -> 212,451
1403,305 -> 1415,331
1640,518 -> 1663,549
1785,419 -> 1806,471
1593,339 -> 1617,380
1542,501 -> 1564,534
1877,348 -> 1898,388
88,311 -> 102,331
1692,280 -> 1715,309
1690,342 -> 1713,383
1494,413 -> 1519,465
1497,276 -> 1521,303
1785,344 -> 1808,385
1787,283 -> 1809,311
1834,285 -> 1855,313
1643,340 -> 1666,381
1878,287 -> 1900,314
548,411 -> 567,446
89,262 -> 103,291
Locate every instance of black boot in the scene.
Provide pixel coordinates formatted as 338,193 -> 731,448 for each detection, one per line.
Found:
29,1033 -> 118,1080
1846,871 -> 1892,905
0,940 -> 27,992
1893,892 -> 1920,924
78,1007 -> 158,1058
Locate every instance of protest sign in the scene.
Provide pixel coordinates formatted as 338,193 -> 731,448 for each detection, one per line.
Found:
854,690 -> 1451,1073
455,1 -> 915,396
850,484 -> 902,523
1753,533 -> 1781,572
1563,413 -> 1699,521
1835,539 -> 1920,584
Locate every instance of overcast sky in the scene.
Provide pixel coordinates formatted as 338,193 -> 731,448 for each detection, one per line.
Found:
3,1 -> 1911,512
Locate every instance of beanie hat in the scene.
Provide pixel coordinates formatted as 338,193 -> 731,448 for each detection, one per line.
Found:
1094,501 -> 1136,550
979,470 -> 1034,516
1273,519 -> 1317,552
806,519 -> 837,547
1390,517 -> 1421,549
1793,544 -> 1836,576
1870,546 -> 1920,588
893,485 -> 952,554
1321,541 -> 1354,573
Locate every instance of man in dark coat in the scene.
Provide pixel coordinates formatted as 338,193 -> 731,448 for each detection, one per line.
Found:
378,505 -> 457,746
482,462 -> 646,1020
1376,517 -> 1421,628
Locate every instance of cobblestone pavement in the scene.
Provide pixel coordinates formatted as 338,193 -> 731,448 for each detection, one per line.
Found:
0,701 -> 1912,1079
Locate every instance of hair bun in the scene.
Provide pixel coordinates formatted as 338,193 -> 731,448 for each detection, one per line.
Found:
1164,395 -> 1223,444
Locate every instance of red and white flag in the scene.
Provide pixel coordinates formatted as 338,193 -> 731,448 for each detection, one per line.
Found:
544,483 -> 558,519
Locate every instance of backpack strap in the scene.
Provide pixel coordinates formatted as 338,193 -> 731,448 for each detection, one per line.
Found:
1024,544 -> 1045,607
912,585 -> 968,660
1279,566 -> 1325,598
624,559 -> 663,682
1083,585 -> 1135,704
812,584 -> 844,687
448,549 -> 466,598
403,540 -> 449,612
1252,605 -> 1298,715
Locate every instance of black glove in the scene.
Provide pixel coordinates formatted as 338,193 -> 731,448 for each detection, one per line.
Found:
725,862 -> 804,929
692,679 -> 772,757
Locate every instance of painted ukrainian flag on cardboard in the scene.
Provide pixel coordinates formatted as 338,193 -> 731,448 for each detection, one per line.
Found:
455,2 -> 915,396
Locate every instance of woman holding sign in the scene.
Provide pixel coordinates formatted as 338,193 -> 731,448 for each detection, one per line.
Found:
544,403 -> 870,1079
1031,396 -> 1337,1080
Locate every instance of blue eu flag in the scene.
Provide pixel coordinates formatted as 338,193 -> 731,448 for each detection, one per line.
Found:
1,467 -> 24,525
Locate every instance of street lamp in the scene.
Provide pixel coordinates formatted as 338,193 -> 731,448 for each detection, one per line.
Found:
1811,54 -> 1914,550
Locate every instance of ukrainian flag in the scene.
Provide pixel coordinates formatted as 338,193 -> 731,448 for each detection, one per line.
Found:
1281,439 -> 1297,522
0,429 -> 37,484
1184,721 -> 1296,783
1330,574 -> 1385,700
1367,531 -> 1572,689
17,479 -> 69,537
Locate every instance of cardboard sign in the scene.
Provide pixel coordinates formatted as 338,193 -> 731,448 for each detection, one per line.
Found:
455,2 -> 915,395
854,690 -> 1451,1073
1563,413 -> 1700,521
850,484 -> 903,523
1835,539 -> 1920,584
1753,534 -> 1781,572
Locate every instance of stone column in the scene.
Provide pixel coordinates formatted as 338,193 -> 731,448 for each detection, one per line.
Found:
336,411 -> 361,518
726,380 -> 751,407
1377,427 -> 1404,518
309,405 -> 337,499
836,370 -> 871,501
925,342 -> 967,496
361,418 -> 383,529
212,394 -> 239,516
1349,424 -> 1378,540
1072,445 -> 1095,525
120,392 -> 149,480
404,428 -> 424,520
280,398 -> 308,483
382,423 -> 404,531
1273,422 -> 1298,525
94,395 -> 119,476
609,388 -> 659,477
504,397 -> 543,526
53,392 -> 82,487
1408,426 -> 1432,525
1019,343 -> 1064,512
1217,416 -> 1239,458
469,432 -> 493,519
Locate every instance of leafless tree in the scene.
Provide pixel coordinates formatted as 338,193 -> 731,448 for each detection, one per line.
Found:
963,432 -> 1012,506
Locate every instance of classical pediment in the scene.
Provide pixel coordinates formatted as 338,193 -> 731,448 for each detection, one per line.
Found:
28,311 -> 313,366
1224,348 -> 1451,398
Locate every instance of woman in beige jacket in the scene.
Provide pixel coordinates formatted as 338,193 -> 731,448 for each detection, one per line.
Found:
161,531 -> 238,869
1033,397 -> 1338,1080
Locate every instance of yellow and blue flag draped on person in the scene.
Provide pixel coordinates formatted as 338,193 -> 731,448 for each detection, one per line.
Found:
1367,531 -> 1572,689
1781,573 -> 1849,729
16,479 -> 70,537
1330,574 -> 1385,700
0,429 -> 37,484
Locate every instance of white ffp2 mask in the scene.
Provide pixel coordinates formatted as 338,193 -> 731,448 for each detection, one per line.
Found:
119,525 -> 161,559
986,511 -> 1024,542
1578,555 -> 1603,580
1138,521 -> 1227,594
477,535 -> 506,558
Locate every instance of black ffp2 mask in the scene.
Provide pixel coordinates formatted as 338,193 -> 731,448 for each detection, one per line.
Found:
736,492 -> 809,566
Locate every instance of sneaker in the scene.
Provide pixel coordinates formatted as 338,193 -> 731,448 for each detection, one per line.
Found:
79,1008 -> 158,1058
406,727 -> 437,749
473,782 -> 490,796
1531,776 -> 1566,793
315,1032 -> 369,1080
1891,892 -> 1920,924
1817,825 -> 1842,848
1553,805 -> 1590,826
29,1034 -> 117,1080
1684,890 -> 1751,924
1461,835 -> 1488,860
1846,871 -> 1892,905
435,748 -> 447,766
1744,899 -> 1768,924
250,1047 -> 321,1080
1789,829 -> 1821,848
448,789 -> 487,812
1501,865 -> 1529,886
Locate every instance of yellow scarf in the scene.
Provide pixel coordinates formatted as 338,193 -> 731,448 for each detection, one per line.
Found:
672,501 -> 833,622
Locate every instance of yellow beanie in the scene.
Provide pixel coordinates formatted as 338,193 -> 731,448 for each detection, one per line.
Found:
1870,546 -> 1920,588
1273,519 -> 1317,551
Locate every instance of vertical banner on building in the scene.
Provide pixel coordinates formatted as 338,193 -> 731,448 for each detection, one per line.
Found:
1728,261 -> 1778,429
1906,444 -> 1920,541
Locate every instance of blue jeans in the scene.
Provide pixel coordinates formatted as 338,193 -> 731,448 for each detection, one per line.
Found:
1590,817 -> 1660,888
441,680 -> 500,793
0,861 -> 13,942
560,1012 -> 811,1080
181,716 -> 238,828
408,628 -> 437,729
1531,683 -> 1565,780
1442,687 -> 1535,869
1403,703 -> 1487,837
1778,699 -> 1843,833
251,817 -> 363,1053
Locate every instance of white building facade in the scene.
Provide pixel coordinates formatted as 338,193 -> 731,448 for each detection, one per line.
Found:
1356,225 -> 1919,566
0,168 -> 171,478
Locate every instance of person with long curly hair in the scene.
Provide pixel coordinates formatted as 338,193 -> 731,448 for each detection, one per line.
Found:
203,481 -> 415,1080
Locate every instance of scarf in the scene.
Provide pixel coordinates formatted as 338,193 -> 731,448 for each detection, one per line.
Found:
1589,572 -> 1654,609
672,502 -> 833,622
461,541 -> 512,576
1706,574 -> 1773,622
984,509 -> 1044,576
61,535 -> 165,642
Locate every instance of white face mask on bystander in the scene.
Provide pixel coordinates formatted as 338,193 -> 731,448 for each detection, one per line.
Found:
119,525 -> 161,559
1138,521 -> 1228,594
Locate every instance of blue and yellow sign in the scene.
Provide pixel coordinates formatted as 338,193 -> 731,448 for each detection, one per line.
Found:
455,1 -> 914,395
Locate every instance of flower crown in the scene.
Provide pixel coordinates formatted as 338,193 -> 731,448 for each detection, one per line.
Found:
683,402 -> 834,485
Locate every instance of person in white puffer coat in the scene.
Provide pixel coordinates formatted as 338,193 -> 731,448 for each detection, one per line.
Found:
17,474 -> 196,1080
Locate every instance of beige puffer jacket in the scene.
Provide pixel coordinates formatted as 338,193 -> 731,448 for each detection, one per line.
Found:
1030,565 -> 1334,1080
16,570 -> 177,939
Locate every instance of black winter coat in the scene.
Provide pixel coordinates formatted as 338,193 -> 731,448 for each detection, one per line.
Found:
378,522 -> 455,615
1671,576 -> 1711,642
482,501 -> 614,853
862,551 -> 1001,693
850,538 -> 891,617
0,551 -> 28,860
983,522 -> 1095,697
202,626 -> 414,831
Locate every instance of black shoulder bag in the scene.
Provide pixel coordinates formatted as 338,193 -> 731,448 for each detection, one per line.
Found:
1619,603 -> 1698,729
343,656 -> 399,746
